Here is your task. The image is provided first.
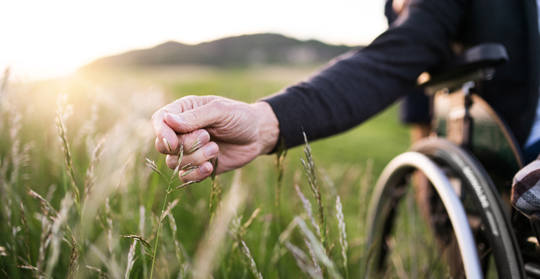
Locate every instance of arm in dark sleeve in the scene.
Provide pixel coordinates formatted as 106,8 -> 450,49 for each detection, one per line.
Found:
263,0 -> 468,149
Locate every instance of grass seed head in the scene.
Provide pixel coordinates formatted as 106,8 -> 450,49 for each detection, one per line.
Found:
121,235 -> 152,250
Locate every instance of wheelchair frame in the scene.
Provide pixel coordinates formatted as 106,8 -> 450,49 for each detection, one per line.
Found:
366,43 -> 538,278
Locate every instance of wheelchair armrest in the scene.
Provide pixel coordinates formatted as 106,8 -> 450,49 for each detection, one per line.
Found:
420,43 -> 509,94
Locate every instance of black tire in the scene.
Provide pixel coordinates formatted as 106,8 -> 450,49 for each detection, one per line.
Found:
366,138 -> 525,278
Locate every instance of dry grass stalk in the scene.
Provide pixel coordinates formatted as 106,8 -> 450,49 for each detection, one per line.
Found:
86,265 -> 110,279
139,205 -> 146,239
192,170 -> 247,279
0,156 -> 8,192
168,180 -> 199,193
55,112 -> 80,209
36,216 -> 52,278
274,141 -> 287,212
320,168 -> 338,202
270,218 -> 300,266
160,198 -> 179,222
8,111 -> 22,187
124,240 -> 138,279
167,205 -> 188,269
237,208 -> 263,278
358,159 -> 373,227
180,166 -> 197,177
300,132 -> 327,256
121,235 -> 152,250
296,217 -> 342,279
239,240 -> 263,279
4,197 -> 14,264
19,202 -> 31,264
150,141 -> 183,279
83,137 -> 105,213
304,239 -> 323,277
88,243 -> 121,278
145,159 -> 164,178
139,205 -> 149,278
16,265 -> 52,279
294,184 -> 321,238
259,216 -> 272,259
68,238 -> 79,279
46,193 -> 74,277
208,157 -> 221,225
273,141 -> 286,276
27,188 -> 58,219
241,207 -> 261,236
278,218 -> 299,245
228,208 -> 262,279
285,241 -> 323,279
336,196 -> 349,279
187,138 -> 202,154
106,198 -> 115,256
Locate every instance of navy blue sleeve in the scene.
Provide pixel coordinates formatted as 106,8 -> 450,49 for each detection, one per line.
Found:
263,0 -> 468,149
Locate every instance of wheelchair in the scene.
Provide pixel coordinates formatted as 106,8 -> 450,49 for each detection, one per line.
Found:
366,43 -> 540,278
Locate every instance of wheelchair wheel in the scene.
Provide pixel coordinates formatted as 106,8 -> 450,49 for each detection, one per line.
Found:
366,138 -> 525,278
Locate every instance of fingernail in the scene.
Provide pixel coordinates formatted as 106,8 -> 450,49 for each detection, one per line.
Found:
199,164 -> 211,175
198,130 -> 210,143
181,166 -> 197,177
167,113 -> 183,123
162,138 -> 171,152
204,144 -> 218,157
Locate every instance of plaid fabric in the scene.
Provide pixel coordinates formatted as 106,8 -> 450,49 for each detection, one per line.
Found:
512,160 -> 540,216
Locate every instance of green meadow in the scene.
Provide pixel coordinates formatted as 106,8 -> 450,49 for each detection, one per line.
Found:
0,65 -> 411,278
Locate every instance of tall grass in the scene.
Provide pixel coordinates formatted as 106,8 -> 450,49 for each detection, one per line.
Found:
0,66 -> 410,278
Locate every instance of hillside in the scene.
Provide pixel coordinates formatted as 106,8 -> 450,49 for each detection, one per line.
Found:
81,33 -> 357,70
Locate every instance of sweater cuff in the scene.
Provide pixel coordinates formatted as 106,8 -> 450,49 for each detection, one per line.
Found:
261,92 -> 306,153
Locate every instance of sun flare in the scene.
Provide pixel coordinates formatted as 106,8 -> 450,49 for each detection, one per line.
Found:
0,0 -> 386,80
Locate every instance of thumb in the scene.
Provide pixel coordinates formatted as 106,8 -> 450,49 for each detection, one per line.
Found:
164,101 -> 226,134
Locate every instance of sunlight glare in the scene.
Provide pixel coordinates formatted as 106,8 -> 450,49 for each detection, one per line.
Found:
0,0 -> 387,80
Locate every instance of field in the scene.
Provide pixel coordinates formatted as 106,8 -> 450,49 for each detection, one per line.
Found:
0,64 -> 411,278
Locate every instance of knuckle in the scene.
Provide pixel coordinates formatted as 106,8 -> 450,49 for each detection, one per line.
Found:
210,100 -> 227,110
188,109 -> 202,120
176,96 -> 197,109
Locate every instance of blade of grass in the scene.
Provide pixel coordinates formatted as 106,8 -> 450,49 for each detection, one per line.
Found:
149,142 -> 183,279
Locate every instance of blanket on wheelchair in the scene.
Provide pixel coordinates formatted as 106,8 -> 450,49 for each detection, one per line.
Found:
512,160 -> 540,216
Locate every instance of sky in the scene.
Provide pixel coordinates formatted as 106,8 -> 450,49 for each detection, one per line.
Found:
0,0 -> 388,81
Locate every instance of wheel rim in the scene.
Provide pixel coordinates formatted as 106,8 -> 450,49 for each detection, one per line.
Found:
366,139 -> 525,278
366,152 -> 482,278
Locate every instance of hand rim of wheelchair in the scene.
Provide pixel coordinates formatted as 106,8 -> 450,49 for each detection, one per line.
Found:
366,138 -> 526,278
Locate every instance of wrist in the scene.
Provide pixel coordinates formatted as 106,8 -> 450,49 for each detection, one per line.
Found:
251,101 -> 280,155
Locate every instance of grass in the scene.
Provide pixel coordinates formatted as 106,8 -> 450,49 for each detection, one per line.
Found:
0,64 -> 412,278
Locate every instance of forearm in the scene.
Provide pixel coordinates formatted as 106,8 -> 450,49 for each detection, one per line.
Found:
264,0 -> 467,149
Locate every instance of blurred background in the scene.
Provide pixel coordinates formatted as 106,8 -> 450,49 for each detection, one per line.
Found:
1,0 -> 387,81
0,1 -> 415,278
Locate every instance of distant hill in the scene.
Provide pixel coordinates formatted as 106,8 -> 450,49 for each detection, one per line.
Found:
81,33 -> 357,70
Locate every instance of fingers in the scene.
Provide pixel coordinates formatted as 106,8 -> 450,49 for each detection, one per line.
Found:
152,96 -> 218,151
166,141 -> 219,183
161,129 -> 219,183
152,110 -> 180,152
168,142 -> 218,183
164,100 -> 229,134
179,161 -> 214,183
166,140 -> 219,169
152,111 -> 178,154
157,129 -> 210,155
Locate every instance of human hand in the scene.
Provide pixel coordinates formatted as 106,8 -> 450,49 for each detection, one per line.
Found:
152,95 -> 279,182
